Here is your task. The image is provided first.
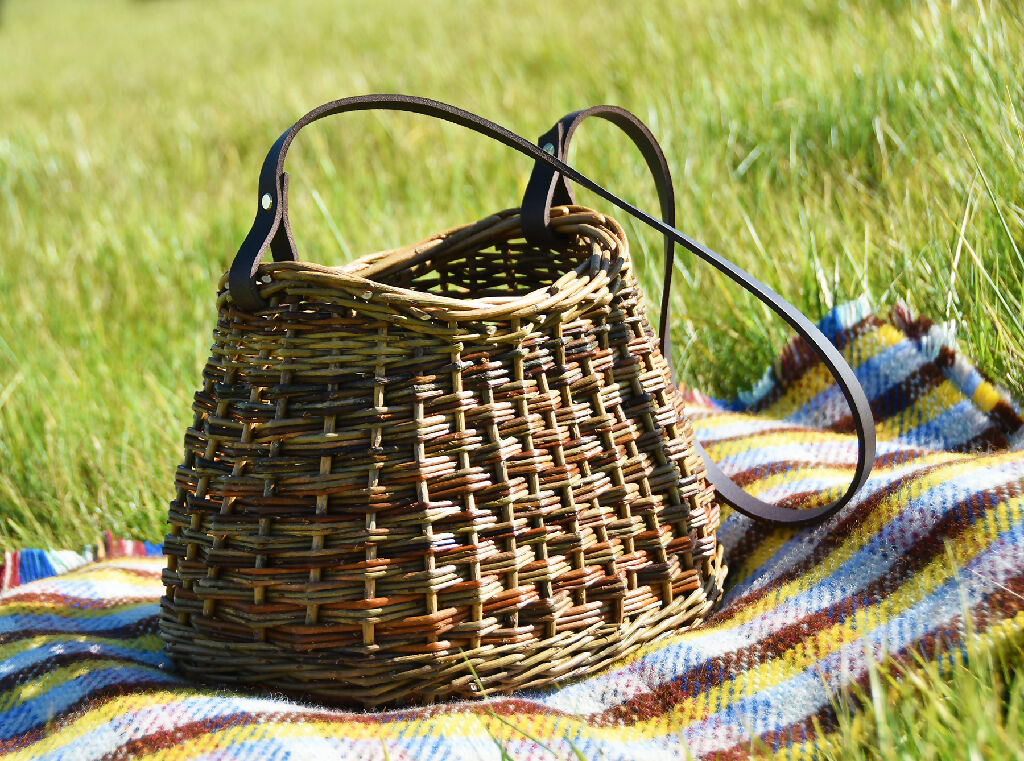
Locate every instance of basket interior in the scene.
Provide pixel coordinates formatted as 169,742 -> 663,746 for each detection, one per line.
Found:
359,223 -> 590,301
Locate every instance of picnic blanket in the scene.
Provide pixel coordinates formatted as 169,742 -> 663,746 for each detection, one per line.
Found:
2,296 -> 1022,760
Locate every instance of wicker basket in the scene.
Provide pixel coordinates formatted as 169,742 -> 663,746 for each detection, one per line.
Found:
161,203 -> 725,705
160,95 -> 874,707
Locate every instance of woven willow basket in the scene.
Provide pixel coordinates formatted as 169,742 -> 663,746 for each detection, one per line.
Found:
161,204 -> 726,705
161,95 -> 874,707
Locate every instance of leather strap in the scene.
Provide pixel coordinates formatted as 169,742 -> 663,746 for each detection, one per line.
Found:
229,94 -> 876,525
520,106 -> 676,370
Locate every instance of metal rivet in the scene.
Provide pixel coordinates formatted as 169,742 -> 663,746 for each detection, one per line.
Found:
541,142 -> 555,155
261,193 -> 273,210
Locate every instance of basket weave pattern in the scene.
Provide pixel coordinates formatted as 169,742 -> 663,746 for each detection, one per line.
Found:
160,206 -> 725,706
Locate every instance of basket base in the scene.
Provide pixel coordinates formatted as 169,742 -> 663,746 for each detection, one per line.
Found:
161,552 -> 726,708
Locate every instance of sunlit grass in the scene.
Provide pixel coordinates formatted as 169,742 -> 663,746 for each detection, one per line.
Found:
2,0 -> 1022,548
816,613 -> 1024,760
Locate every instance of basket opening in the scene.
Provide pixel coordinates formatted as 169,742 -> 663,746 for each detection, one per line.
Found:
361,235 -> 590,302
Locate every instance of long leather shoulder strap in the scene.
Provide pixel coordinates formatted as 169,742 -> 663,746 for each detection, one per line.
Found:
517,105 -> 876,524
228,94 -> 876,525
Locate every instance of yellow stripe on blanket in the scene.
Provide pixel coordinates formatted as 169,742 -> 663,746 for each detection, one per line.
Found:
0,599 -> 156,620
972,380 -> 1003,413
56,562 -> 166,585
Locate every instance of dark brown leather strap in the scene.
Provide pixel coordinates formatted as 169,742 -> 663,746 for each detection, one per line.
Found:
520,106 -> 676,370
229,94 -> 876,525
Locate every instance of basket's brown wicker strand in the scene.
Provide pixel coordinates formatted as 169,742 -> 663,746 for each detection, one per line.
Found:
161,206 -> 726,706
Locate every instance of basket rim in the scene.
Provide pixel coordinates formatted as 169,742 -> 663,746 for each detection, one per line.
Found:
217,206 -> 630,322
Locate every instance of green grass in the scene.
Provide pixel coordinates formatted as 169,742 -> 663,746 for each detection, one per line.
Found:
817,612 -> 1024,761
2,0 -> 1023,547
1,0 -> 1022,757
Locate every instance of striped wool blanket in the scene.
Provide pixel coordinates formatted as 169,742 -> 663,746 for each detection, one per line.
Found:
2,297 -> 1022,760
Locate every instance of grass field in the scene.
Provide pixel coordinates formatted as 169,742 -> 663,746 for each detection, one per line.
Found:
1,0 -> 1023,757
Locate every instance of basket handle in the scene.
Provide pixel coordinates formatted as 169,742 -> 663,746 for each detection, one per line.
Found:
518,104 -> 878,524
519,106 -> 677,370
228,94 -> 875,526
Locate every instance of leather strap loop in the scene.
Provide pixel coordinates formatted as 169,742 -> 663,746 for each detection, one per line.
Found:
520,106 -> 676,370
228,94 -> 876,525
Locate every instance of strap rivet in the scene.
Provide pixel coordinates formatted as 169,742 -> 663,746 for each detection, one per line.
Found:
261,193 -> 273,210
541,142 -> 555,155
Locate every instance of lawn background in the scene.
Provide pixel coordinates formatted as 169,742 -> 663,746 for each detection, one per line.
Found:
2,0 -> 1023,548
1,2 -> 1023,757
